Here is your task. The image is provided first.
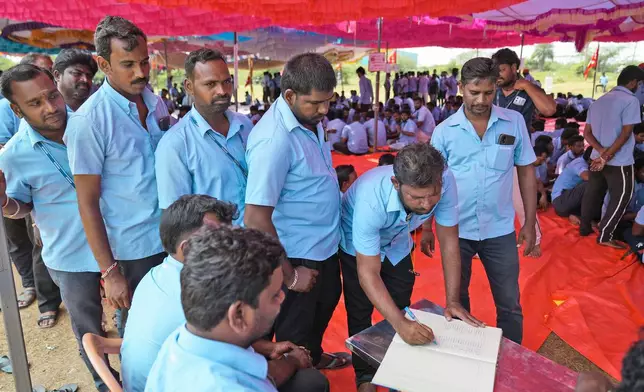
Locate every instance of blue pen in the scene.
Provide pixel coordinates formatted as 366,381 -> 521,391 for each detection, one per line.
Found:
404,307 -> 438,345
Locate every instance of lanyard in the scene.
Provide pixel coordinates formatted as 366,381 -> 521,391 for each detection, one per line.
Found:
37,143 -> 75,189
496,90 -> 519,108
191,115 -> 248,179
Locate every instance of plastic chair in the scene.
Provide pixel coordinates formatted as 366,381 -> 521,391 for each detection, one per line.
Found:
81,333 -> 123,392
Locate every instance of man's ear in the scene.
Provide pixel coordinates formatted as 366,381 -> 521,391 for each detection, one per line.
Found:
9,102 -> 23,119
96,56 -> 111,77
283,89 -> 296,106
53,69 -> 62,84
390,176 -> 400,190
184,78 -> 194,98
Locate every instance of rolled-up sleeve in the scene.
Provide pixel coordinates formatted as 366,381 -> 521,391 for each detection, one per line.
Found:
513,114 -> 537,166
352,201 -> 386,257
155,133 -> 191,209
64,116 -> 105,175
0,154 -> 31,204
245,134 -> 290,207
434,169 -> 459,227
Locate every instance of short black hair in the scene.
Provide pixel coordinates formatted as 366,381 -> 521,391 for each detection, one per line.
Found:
413,96 -> 423,102
533,144 -> 549,158
616,339 -> 644,392
0,64 -> 54,104
566,135 -> 585,147
561,127 -> 580,141
555,117 -> 568,129
356,66 -> 366,75
567,121 -> 581,129
635,158 -> 644,172
617,65 -> 644,86
335,165 -> 356,189
181,225 -> 285,331
378,153 -> 396,166
491,48 -> 520,68
534,134 -> 553,149
393,143 -> 445,188
19,53 -> 51,66
53,49 -> 98,77
159,195 -> 238,254
634,122 -> 644,135
280,53 -> 336,96
533,120 -> 546,132
185,48 -> 227,80
460,57 -> 499,85
94,16 -> 146,62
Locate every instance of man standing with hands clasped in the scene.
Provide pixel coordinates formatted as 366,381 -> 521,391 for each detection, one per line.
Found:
244,53 -> 349,370
339,143 -> 483,392
431,57 -> 538,345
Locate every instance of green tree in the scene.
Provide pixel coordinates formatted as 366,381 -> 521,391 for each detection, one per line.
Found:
530,44 -> 555,70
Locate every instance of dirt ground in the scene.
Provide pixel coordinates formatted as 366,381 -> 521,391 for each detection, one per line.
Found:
0,268 -> 613,392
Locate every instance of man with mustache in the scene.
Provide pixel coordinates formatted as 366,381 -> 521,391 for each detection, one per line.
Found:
431,57 -> 538,345
65,16 -> 167,334
53,49 -> 98,112
0,64 -> 115,391
245,53 -> 349,371
339,143 -> 483,392
155,49 -> 253,224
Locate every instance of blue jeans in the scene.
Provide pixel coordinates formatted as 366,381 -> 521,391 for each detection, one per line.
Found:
47,268 -> 118,392
458,232 -> 523,344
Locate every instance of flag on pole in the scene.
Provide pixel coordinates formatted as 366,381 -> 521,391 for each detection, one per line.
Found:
584,46 -> 599,80
388,50 -> 397,64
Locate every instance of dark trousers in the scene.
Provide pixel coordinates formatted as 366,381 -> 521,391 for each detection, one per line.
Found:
553,182 -> 588,218
4,215 -> 61,313
580,165 -> 634,242
339,250 -> 415,385
332,142 -> 366,156
273,255 -> 342,365
279,368 -> 329,392
115,252 -> 166,336
48,268 -> 117,392
459,233 -> 523,344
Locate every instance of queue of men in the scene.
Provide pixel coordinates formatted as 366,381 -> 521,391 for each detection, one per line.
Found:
0,13 -> 643,392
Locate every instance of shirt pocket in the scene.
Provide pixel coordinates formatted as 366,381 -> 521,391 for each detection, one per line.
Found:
486,144 -> 514,171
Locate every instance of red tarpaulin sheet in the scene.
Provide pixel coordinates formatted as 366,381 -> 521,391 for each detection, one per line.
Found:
320,152 -> 641,390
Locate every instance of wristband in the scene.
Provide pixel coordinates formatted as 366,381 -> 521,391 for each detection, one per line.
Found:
1,196 -> 10,209
287,268 -> 299,290
7,198 -> 20,218
101,262 -> 119,280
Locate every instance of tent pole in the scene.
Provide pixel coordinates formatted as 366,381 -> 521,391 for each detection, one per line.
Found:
234,32 -> 239,112
163,39 -> 170,90
374,17 -> 383,151
592,43 -> 600,99
0,219 -> 32,392
519,34 -> 525,67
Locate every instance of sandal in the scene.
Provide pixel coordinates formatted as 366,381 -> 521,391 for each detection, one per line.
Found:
0,355 -> 12,374
37,312 -> 58,329
18,288 -> 36,309
316,352 -> 352,370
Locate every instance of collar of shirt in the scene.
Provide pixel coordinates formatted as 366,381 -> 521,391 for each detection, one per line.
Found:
25,115 -> 69,149
443,106 -> 511,133
274,96 -> 325,140
612,86 -> 636,96
189,107 -> 243,140
176,325 -> 268,380
102,80 -> 159,116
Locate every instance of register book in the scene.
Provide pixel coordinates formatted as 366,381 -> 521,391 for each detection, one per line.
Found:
372,309 -> 503,392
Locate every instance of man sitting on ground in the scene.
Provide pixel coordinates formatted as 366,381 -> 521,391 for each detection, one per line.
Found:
146,225 -> 329,391
123,195 -> 327,392
334,112 -> 369,155
556,135 -> 586,175
363,110 -> 387,150
336,165 -> 357,195
551,128 -> 581,168
552,147 -> 593,225
534,144 -> 551,211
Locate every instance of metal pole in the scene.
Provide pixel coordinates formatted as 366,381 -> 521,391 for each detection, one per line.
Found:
519,34 -> 525,67
374,17 -> 382,151
163,39 -> 170,90
0,219 -> 32,392
592,43 -> 600,99
234,32 -> 239,112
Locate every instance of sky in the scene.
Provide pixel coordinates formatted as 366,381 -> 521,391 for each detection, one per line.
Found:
405,41 -> 644,67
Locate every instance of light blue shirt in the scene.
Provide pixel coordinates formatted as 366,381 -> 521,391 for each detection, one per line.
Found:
0,98 -> 20,144
413,105 -> 436,136
0,119 -> 98,272
359,76 -> 373,105
340,166 -> 458,265
65,81 -> 164,260
551,157 -> 588,200
550,137 -> 565,165
155,108 -> 252,225
364,118 -> 387,148
602,182 -> 644,218
536,163 -> 548,183
341,122 -> 369,154
145,325 -> 276,392
245,96 -> 341,261
636,82 -> 644,106
431,106 -> 536,241
121,256 -> 185,392
588,86 -> 642,166
399,120 -> 417,145
556,150 -> 577,175
326,118 -> 345,148
599,75 -> 609,86
431,107 -> 441,123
